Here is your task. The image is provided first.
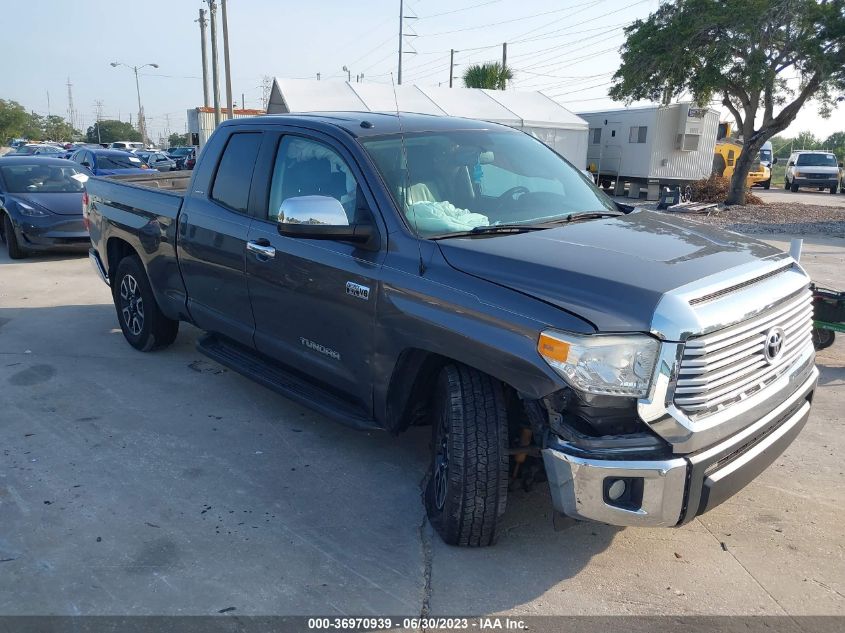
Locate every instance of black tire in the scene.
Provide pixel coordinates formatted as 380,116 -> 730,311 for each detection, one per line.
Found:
762,178 -> 771,190
2,214 -> 25,259
831,184 -> 838,195
112,255 -> 179,351
812,328 -> 836,350
425,364 -> 508,547
790,180 -> 799,192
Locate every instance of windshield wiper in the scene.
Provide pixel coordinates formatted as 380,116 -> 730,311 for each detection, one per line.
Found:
429,224 -> 552,240
554,210 -> 623,223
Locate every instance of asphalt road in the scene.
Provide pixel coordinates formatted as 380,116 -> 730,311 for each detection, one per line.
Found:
0,237 -> 843,617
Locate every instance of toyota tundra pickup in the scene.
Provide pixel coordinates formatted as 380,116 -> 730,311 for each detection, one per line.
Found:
85,113 -> 818,547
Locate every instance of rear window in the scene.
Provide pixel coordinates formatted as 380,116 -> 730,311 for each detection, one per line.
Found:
211,133 -> 262,212
796,153 -> 836,167
97,154 -> 145,170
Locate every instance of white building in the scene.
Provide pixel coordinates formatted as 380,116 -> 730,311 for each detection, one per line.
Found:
578,103 -> 721,199
187,107 -> 266,148
266,78 -> 589,168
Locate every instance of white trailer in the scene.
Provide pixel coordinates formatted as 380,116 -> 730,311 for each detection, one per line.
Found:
578,103 -> 720,200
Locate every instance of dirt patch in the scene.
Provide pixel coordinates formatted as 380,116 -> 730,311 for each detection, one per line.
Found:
693,202 -> 845,236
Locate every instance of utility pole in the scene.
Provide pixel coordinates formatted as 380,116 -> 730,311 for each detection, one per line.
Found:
94,100 -> 104,144
449,49 -> 455,88
197,8 -> 211,108
110,61 -> 158,145
242,93 -> 245,110
46,90 -> 51,118
207,0 -> 222,126
67,78 -> 77,132
221,0 -> 234,118
398,0 -> 403,84
501,42 -> 507,89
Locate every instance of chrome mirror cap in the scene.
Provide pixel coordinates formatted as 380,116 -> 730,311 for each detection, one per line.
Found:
278,195 -> 349,226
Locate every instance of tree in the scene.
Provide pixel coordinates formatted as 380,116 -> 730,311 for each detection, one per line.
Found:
0,99 -> 31,142
168,132 -> 189,148
42,115 -> 80,141
823,130 -> 845,154
463,62 -> 513,90
609,0 -> 845,204
86,119 -> 142,144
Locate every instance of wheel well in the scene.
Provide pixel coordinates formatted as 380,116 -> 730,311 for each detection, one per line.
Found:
385,348 -> 520,435
106,237 -> 137,278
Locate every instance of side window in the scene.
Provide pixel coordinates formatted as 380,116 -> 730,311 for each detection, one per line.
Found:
210,132 -> 262,213
727,149 -> 735,166
267,136 -> 360,223
629,126 -> 647,143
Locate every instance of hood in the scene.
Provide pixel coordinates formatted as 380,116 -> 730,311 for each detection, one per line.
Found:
437,211 -> 784,333
94,168 -> 150,176
13,192 -> 84,216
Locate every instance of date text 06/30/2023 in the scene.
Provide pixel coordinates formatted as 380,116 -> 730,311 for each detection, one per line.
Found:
306,617 -> 527,630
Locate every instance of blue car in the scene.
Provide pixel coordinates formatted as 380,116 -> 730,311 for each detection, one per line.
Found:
0,157 -> 91,258
68,147 -> 150,176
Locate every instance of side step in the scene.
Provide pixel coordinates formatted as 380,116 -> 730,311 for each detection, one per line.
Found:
197,335 -> 381,431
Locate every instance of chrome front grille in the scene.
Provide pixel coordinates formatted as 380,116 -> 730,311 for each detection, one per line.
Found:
674,289 -> 814,417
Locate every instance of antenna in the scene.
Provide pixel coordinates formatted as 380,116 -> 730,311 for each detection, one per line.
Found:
390,73 -> 425,275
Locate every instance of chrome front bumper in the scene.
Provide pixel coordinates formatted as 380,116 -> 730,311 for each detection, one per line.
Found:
542,366 -> 818,527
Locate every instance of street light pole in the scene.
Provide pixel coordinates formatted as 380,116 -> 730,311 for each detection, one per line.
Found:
110,61 -> 159,146
343,65 -> 351,82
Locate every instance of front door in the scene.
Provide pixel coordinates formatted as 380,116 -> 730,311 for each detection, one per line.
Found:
245,132 -> 385,413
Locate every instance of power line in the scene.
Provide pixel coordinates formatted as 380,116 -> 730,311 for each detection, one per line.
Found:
421,1 -> 602,37
417,0 -> 503,20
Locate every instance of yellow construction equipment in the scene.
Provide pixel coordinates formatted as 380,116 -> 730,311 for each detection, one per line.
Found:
713,122 -> 771,189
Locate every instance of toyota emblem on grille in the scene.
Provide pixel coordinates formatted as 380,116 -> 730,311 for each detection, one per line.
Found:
763,327 -> 786,364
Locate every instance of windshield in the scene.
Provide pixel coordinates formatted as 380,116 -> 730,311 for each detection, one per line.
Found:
1,163 -> 87,193
361,130 -> 615,237
796,153 -> 837,167
759,149 -> 772,162
97,153 -> 145,170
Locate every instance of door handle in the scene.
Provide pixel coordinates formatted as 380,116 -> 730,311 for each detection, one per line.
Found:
246,240 -> 276,259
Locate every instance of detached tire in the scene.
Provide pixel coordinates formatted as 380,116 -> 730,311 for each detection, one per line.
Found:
3,214 -> 25,259
812,328 -> 835,350
425,364 -> 508,547
112,255 -> 179,351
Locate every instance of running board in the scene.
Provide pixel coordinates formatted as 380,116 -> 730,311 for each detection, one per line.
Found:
196,335 -> 381,431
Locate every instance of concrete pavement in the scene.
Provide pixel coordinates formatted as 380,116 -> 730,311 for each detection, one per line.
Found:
0,237 -> 843,616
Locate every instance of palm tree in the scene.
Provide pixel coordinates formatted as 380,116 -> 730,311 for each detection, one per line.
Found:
462,62 -> 513,90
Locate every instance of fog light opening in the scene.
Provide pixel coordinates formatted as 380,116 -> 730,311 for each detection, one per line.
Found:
607,479 -> 627,501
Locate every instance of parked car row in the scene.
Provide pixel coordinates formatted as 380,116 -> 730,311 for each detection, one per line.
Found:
8,141 -> 198,173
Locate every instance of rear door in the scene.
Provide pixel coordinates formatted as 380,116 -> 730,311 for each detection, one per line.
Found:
245,130 -> 386,412
178,129 -> 263,346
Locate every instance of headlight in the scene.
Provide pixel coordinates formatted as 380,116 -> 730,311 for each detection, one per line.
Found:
793,171 -> 802,178
537,330 -> 659,398
17,201 -> 51,217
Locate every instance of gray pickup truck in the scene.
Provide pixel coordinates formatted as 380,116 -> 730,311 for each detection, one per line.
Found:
86,112 -> 818,547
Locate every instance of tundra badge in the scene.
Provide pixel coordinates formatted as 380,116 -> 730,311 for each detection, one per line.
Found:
346,281 -> 370,301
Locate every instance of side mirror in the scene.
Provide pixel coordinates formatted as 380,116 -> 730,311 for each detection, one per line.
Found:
788,161 -> 795,167
81,161 -> 91,168
839,161 -> 844,168
276,196 -> 378,249
772,157 -> 778,165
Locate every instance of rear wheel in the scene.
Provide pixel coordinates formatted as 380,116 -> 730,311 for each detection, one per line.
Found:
424,364 -> 508,547
2,214 -> 25,259
112,255 -> 179,351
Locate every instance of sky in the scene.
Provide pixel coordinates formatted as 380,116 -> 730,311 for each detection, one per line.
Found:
2,0 -> 841,149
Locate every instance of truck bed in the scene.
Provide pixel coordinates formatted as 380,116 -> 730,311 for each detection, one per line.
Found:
104,171 -> 191,193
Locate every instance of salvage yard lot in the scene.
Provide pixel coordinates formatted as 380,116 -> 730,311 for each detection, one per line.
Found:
1,235 -> 843,616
